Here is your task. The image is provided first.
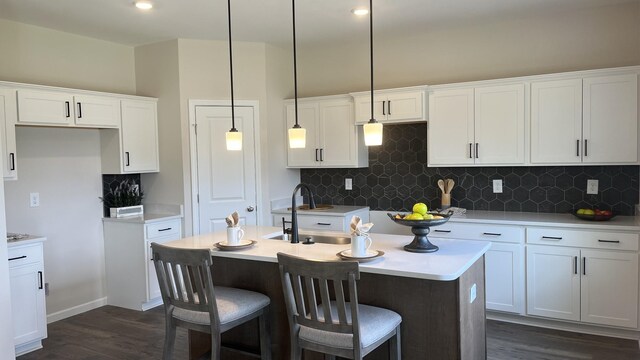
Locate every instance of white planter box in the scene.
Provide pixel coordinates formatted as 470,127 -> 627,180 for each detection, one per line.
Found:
110,205 -> 144,218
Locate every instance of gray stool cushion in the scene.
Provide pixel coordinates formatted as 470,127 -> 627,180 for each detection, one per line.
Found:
172,286 -> 270,326
299,302 -> 401,350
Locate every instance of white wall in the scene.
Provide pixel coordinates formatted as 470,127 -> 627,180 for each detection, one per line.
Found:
0,19 -> 136,94
296,2 -> 640,96
5,127 -> 107,317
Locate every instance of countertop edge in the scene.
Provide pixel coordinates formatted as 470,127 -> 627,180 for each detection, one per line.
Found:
7,236 -> 47,247
102,213 -> 183,224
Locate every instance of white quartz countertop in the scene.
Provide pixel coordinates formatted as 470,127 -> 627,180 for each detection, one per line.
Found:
102,213 -> 182,224
7,235 -> 46,247
165,226 -> 490,281
272,205 -> 369,216
447,210 -> 640,231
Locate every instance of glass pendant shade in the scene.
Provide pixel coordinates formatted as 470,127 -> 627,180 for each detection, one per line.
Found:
363,121 -> 383,146
288,127 -> 306,148
225,130 -> 242,151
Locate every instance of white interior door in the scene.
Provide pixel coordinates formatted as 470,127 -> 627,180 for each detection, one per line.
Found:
195,106 -> 257,234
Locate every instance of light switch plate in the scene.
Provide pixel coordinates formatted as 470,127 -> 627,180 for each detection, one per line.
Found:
345,178 -> 353,191
587,179 -> 599,195
30,192 -> 40,207
492,179 -> 503,193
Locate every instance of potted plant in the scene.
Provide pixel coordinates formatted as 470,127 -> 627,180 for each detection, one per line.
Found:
100,179 -> 144,217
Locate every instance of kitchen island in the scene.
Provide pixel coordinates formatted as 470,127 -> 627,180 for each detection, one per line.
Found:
166,226 -> 490,359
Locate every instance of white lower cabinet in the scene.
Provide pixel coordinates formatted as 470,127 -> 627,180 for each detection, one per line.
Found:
103,217 -> 182,311
429,222 -> 525,314
8,240 -> 47,356
526,227 -> 639,329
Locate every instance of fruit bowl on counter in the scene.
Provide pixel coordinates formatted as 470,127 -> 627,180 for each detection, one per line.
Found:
387,204 -> 454,253
573,208 -> 616,221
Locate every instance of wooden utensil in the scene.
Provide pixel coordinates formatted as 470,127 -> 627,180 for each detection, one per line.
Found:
445,179 -> 455,194
437,179 -> 445,193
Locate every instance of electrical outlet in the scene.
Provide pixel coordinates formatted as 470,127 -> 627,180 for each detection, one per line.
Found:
587,179 -> 599,195
492,179 -> 503,193
29,192 -> 40,207
345,178 -> 353,191
470,283 -> 477,303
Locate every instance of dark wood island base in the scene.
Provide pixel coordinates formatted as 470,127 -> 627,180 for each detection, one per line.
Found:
188,256 -> 486,360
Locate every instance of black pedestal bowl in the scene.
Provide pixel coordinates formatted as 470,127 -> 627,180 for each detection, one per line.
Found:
386,211 -> 453,253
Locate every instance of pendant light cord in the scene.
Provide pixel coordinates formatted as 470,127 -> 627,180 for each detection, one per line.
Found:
292,0 -> 300,128
227,0 -> 237,131
369,0 -> 374,123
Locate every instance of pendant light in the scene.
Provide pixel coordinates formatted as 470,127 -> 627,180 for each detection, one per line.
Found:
363,0 -> 383,146
288,0 -> 306,149
225,0 -> 242,151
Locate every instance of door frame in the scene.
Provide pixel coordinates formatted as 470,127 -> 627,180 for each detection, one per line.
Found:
188,99 -> 263,236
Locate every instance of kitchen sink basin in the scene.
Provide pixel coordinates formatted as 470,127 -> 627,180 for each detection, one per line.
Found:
266,232 -> 350,245
287,204 -> 334,211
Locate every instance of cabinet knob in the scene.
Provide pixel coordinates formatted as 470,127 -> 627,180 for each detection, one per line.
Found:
247,206 -> 255,212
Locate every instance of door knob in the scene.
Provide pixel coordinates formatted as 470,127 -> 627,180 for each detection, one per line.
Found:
247,206 -> 255,212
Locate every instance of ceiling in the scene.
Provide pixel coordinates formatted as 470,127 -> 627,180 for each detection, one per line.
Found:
0,0 -> 637,46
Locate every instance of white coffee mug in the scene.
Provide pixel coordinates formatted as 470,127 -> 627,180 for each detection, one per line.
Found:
351,234 -> 372,257
226,226 -> 245,246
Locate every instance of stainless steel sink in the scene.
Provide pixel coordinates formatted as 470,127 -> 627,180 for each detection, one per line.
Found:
266,233 -> 351,245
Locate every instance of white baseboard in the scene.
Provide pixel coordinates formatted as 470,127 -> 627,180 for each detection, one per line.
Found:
47,297 -> 107,324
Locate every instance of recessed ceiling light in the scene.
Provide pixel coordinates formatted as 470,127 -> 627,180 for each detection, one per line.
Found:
135,1 -> 153,10
351,8 -> 369,16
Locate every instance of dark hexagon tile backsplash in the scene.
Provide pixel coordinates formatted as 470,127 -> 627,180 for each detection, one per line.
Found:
301,123 -> 639,215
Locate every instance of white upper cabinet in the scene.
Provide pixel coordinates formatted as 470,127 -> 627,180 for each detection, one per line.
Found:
0,88 -> 18,180
531,79 -> 583,164
286,96 -> 367,168
120,100 -> 159,173
73,95 -> 120,128
427,88 -> 475,166
474,84 -> 525,165
353,88 -> 426,124
531,73 -> 638,165
17,90 -> 120,128
428,83 -> 525,166
582,74 -> 638,164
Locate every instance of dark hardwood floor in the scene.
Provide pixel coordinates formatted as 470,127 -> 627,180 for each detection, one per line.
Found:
18,306 -> 640,360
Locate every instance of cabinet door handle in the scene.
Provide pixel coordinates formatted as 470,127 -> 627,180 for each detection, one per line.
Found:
475,143 -> 479,158
483,232 -> 502,236
469,143 -> 473,159
576,140 -> 580,157
315,149 -> 319,162
598,239 -> 620,244
125,152 -> 130,166
65,101 -> 71,118
9,153 -> 15,171
583,257 -> 586,275
542,236 -> 563,240
9,255 -> 26,261
316,222 -> 331,226
382,101 -> 386,116
584,139 -> 588,157
319,148 -> 324,162
387,100 -> 391,115
574,256 -> 578,274
434,229 -> 451,233
38,271 -> 43,289
77,102 -> 83,118
158,228 -> 172,232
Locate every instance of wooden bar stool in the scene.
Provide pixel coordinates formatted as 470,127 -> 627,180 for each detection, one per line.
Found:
277,253 -> 401,360
151,243 -> 272,360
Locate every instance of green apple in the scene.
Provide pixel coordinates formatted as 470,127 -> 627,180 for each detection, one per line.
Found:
577,209 -> 586,215
413,202 -> 428,216
404,213 -> 424,220
583,209 -> 595,216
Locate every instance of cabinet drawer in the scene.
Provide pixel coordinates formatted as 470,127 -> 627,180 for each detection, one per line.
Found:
429,222 -> 524,244
8,243 -> 43,268
527,228 -> 639,251
145,219 -> 181,240
297,215 -> 344,232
